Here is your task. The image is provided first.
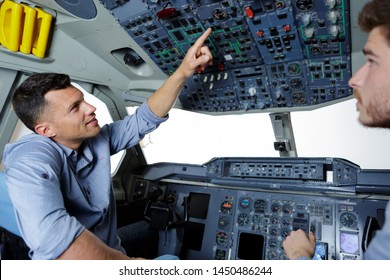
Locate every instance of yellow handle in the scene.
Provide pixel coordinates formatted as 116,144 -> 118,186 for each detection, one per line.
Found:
0,0 -> 23,52
32,7 -> 52,58
19,4 -> 36,54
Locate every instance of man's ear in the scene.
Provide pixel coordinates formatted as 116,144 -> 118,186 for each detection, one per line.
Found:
35,122 -> 56,137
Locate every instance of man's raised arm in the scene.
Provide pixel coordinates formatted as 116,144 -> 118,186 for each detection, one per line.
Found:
147,28 -> 213,118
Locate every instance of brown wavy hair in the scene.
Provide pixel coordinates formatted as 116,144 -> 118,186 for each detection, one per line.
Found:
359,0 -> 390,44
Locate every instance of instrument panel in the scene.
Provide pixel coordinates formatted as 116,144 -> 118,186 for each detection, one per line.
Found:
146,183 -> 385,260
136,157 -> 390,260
99,0 -> 353,113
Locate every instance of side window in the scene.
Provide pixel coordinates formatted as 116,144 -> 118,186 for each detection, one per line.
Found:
8,83 -> 125,175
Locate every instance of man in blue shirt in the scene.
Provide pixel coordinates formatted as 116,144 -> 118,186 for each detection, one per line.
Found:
283,0 -> 390,260
2,29 -> 213,260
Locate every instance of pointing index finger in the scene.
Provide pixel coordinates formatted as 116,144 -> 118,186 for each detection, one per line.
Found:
192,28 -> 212,49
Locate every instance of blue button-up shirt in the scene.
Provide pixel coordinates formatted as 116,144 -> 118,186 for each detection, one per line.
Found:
3,102 -> 167,259
364,201 -> 390,259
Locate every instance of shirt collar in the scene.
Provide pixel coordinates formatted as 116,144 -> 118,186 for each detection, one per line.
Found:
58,142 -> 93,173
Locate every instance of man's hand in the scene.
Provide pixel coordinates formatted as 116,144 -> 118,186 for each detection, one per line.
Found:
282,229 -> 316,260
175,28 -> 213,79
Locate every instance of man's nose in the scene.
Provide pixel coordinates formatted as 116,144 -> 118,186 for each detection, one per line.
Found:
83,102 -> 96,115
348,63 -> 367,89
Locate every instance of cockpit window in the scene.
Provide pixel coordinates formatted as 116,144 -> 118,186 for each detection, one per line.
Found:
129,98 -> 390,169
127,106 -> 279,165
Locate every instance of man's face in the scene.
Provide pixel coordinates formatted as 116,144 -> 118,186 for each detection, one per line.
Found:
349,26 -> 390,128
39,86 -> 101,150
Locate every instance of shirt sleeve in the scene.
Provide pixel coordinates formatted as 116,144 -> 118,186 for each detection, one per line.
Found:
102,101 -> 168,154
4,139 -> 84,259
364,201 -> 390,259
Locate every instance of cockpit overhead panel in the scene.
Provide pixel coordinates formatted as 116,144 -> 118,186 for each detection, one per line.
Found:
100,0 -> 352,114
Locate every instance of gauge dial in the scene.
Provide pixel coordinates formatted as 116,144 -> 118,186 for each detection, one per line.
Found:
292,91 -> 306,103
282,203 -> 293,214
281,227 -> 291,237
268,238 -> 278,248
239,197 -> 252,210
271,202 -> 281,213
290,78 -> 304,89
216,232 -> 228,246
269,227 -> 279,236
220,200 -> 233,214
270,215 -> 280,224
252,214 -> 262,224
282,217 -> 291,226
218,216 -> 230,229
237,213 -> 250,226
267,250 -> 278,260
340,212 -> 358,228
254,199 -> 267,213
288,63 -> 301,75
212,8 -> 228,20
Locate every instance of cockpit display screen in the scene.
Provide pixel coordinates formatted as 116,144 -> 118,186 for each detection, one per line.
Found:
340,231 -> 359,255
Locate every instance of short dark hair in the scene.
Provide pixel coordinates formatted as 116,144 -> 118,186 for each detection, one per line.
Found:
359,0 -> 390,45
13,73 -> 71,131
